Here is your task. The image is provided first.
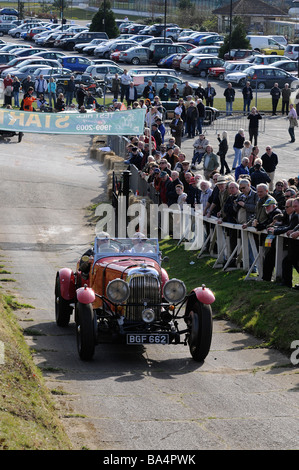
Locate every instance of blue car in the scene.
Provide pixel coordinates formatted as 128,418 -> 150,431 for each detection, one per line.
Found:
58,55 -> 94,73
158,53 -> 178,68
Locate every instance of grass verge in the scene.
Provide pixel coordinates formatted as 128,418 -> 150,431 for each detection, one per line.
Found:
0,293 -> 72,450
160,238 -> 299,353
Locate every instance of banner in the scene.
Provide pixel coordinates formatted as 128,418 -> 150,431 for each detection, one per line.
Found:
0,107 -> 146,135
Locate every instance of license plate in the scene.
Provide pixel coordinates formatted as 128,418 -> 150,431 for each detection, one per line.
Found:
127,334 -> 169,345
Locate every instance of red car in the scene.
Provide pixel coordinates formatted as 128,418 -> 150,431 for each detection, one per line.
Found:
208,66 -> 225,80
172,53 -> 187,69
55,234 -> 215,362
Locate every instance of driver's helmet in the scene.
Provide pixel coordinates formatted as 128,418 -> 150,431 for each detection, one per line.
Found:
96,231 -> 111,251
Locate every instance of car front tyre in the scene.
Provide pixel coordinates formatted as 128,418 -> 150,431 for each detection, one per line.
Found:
188,301 -> 213,362
76,302 -> 96,361
55,275 -> 73,327
131,57 -> 140,65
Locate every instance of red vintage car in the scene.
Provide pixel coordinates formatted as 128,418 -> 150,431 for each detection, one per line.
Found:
55,234 -> 215,362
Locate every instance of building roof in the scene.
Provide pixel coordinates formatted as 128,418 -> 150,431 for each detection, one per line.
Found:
213,0 -> 288,17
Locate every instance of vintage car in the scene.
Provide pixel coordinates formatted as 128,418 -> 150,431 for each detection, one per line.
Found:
55,234 -> 215,362
0,130 -> 23,142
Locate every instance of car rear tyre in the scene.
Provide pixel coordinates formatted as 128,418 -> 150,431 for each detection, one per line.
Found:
257,82 -> 266,90
199,70 -> 207,78
187,301 -> 213,362
56,85 -> 65,95
131,57 -> 140,65
55,275 -> 73,327
218,73 -> 224,80
76,302 -> 96,361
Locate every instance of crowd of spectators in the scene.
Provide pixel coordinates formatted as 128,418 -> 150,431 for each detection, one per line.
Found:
119,91 -> 299,289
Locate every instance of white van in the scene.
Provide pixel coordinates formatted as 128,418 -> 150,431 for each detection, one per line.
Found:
246,35 -> 285,52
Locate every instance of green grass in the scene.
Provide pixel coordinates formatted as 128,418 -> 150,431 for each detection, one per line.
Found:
0,293 -> 72,450
160,238 -> 299,353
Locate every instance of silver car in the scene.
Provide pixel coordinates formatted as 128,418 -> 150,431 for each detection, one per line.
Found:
131,72 -> 198,98
119,46 -> 150,65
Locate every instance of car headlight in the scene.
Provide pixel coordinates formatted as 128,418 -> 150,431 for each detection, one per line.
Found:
163,279 -> 186,304
106,279 -> 130,303
141,308 -> 155,323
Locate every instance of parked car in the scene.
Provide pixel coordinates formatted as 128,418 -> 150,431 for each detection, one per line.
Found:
31,51 -> 65,60
119,46 -> 150,65
158,53 -> 179,68
271,59 -> 298,76
32,66 -> 72,79
189,56 -> 225,76
26,26 -> 51,40
59,31 -> 107,51
246,35 -> 285,53
180,52 -> 206,72
9,23 -> 37,38
147,23 -> 179,37
0,43 -> 32,53
172,53 -> 187,70
3,63 -> 50,80
261,44 -> 285,56
163,26 -> 182,41
140,37 -> 173,49
76,38 -> 107,54
130,72 -> 198,97
223,61 -> 252,78
284,44 -> 299,61
14,47 -> 47,57
190,45 -> 220,56
126,23 -> 145,35
54,236 -> 215,362
128,34 -> 154,43
94,39 -> 137,58
150,43 -> 188,64
58,55 -> 94,72
182,31 -> 216,45
3,57 -> 61,76
269,35 -> 287,46
197,34 -> 224,46
161,99 -> 219,124
53,33 -> 75,48
83,63 -> 123,84
128,67 -> 178,77
243,65 -> 299,89
251,54 -> 291,65
224,49 -> 256,61
0,52 -> 17,65
0,22 -> 14,36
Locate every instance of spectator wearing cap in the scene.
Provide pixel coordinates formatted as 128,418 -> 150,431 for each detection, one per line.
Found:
268,196 -> 298,235
124,146 -> 143,169
206,176 -> 229,219
261,146 -> 278,191
192,134 -> 209,169
158,171 -> 172,204
202,145 -> 219,181
260,197 -> 282,281
271,180 -> 286,210
169,112 -> 184,148
244,183 -> 268,229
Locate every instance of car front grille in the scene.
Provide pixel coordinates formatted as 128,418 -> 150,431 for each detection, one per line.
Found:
125,275 -> 161,322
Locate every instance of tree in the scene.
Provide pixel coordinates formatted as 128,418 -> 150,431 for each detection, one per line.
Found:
219,17 -> 250,58
90,1 -> 118,38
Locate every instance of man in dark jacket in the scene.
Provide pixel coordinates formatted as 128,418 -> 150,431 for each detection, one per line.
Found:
169,112 -> 184,147
196,98 -> 205,135
151,123 -> 162,150
185,101 -> 198,138
247,107 -> 262,146
204,82 -> 216,107
261,146 -> 278,191
270,82 -> 281,115
242,81 -> 253,114
223,82 -> 235,116
65,75 -> 76,106
259,197 -> 282,281
125,82 -> 138,105
76,84 -> 86,108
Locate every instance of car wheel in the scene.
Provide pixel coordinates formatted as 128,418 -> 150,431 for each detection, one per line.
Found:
15,32 -> 20,38
76,302 -> 96,361
55,275 -> 73,327
218,73 -> 224,81
67,43 -> 74,51
131,57 -> 140,65
199,70 -> 207,78
56,85 -> 65,95
187,300 -> 213,362
257,82 -> 266,90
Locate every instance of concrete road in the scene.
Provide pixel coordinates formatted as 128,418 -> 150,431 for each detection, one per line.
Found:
0,131 -> 298,451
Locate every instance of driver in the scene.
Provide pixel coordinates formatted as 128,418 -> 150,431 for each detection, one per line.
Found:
96,231 -> 119,253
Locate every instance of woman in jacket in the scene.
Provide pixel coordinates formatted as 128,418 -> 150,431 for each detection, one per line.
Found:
3,74 -> 13,106
47,77 -> 56,109
217,131 -> 230,175
12,77 -> 21,108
